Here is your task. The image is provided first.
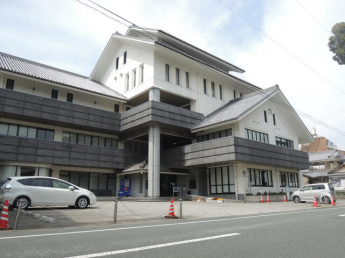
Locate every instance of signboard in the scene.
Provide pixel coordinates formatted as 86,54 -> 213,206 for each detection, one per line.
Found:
173,187 -> 181,193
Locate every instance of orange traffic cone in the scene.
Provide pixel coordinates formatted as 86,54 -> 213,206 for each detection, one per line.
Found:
266,193 -> 271,203
260,194 -> 265,203
0,200 -> 10,230
283,194 -> 287,202
331,195 -> 335,206
312,195 -> 318,207
168,198 -> 175,217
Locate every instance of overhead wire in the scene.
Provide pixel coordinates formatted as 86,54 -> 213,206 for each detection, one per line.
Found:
74,0 -> 345,137
295,0 -> 331,34
216,0 -> 345,96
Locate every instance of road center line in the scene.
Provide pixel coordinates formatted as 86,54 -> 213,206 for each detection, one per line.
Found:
338,214 -> 345,217
0,207 -> 344,240
65,233 -> 241,258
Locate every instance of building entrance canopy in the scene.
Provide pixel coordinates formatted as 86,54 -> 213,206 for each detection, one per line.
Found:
119,158 -> 189,176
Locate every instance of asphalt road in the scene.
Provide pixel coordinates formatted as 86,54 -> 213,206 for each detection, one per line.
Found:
0,207 -> 345,258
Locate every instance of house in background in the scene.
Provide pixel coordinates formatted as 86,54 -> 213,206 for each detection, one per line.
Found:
0,26 -> 313,201
301,130 -> 345,190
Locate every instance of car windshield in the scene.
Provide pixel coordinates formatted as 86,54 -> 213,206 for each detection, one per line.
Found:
0,180 -> 6,187
328,184 -> 335,190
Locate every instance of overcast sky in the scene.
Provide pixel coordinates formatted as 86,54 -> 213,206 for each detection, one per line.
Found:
1,0 -> 345,148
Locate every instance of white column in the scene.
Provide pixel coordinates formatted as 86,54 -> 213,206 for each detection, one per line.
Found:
0,166 -> 17,181
148,88 -> 161,197
148,124 -> 161,197
149,88 -> 160,102
38,168 -> 50,177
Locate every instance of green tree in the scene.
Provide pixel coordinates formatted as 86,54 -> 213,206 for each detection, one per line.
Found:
328,22 -> 345,65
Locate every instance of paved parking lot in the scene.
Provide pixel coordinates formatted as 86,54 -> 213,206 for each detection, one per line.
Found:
3,199 -> 345,231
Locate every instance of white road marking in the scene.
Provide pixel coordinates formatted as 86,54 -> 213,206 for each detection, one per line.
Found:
65,233 -> 241,258
338,214 -> 345,217
0,207 -> 344,241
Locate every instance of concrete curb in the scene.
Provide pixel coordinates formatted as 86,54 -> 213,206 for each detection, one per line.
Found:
17,209 -> 56,223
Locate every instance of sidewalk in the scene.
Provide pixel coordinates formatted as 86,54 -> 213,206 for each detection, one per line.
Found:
3,199 -> 345,231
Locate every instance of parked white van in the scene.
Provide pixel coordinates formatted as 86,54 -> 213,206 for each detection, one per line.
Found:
291,183 -> 337,204
0,177 -> 96,209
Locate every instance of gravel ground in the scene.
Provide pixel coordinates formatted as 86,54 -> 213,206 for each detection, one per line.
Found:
1,199 -> 344,231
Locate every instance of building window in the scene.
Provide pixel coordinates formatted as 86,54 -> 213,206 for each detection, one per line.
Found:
203,79 -> 207,94
124,140 -> 148,152
67,93 -> 73,103
197,128 -> 232,143
125,73 -> 129,91
114,104 -> 119,113
249,169 -> 273,187
233,90 -> 236,99
273,114 -> 276,125
219,85 -> 222,100
140,64 -> 144,83
6,79 -> 14,90
276,137 -> 294,149
211,82 -> 215,97
132,69 -> 136,87
51,89 -> 58,99
139,174 -> 143,193
209,166 -> 235,194
264,110 -> 267,123
0,122 -> 54,141
185,72 -> 189,88
189,175 -> 197,189
245,128 -> 269,143
280,172 -> 299,187
126,106 -> 131,111
116,57 -> 119,70
176,68 -> 180,85
123,51 -> 127,64
165,64 -> 170,81
62,131 -> 118,149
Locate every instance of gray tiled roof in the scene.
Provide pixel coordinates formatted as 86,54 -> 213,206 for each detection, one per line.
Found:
309,150 -> 343,162
302,170 -> 329,178
192,85 -> 279,130
0,52 -> 126,100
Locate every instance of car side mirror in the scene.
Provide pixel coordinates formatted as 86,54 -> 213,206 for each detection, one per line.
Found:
69,186 -> 75,191
300,189 -> 304,192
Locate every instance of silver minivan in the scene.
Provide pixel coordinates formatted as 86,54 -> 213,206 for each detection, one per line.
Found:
291,183 -> 337,204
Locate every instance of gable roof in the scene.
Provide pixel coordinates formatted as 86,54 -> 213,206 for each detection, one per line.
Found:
309,150 -> 344,163
0,52 -> 126,101
192,85 -> 279,131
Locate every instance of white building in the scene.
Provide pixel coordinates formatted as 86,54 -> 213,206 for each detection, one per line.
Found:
0,27 -> 313,201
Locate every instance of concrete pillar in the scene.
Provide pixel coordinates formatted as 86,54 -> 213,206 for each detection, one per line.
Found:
52,167 -> 60,178
149,88 -> 160,102
54,127 -> 63,142
38,167 -> 50,177
116,174 -> 122,196
148,124 -> 160,197
0,165 -> 17,181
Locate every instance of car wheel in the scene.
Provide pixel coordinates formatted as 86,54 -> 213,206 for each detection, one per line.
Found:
322,196 -> 330,204
293,196 -> 300,203
14,196 -> 30,210
76,196 -> 89,209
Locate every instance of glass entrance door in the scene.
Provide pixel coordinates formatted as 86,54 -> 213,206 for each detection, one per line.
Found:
160,174 -> 177,197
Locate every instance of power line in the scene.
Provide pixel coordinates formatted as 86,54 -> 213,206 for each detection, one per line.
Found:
295,0 -> 331,34
216,0 -> 345,96
75,0 -> 345,138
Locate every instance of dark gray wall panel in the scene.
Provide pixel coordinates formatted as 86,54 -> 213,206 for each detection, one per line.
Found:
0,135 -> 144,169
162,136 -> 309,170
0,88 -> 121,134
121,101 -> 204,131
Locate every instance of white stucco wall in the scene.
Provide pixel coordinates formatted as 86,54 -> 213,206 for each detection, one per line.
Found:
1,72 -> 123,112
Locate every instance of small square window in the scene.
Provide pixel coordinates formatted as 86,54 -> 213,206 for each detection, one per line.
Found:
123,51 -> 127,64
6,79 -> 14,90
116,57 -> 119,70
67,93 -> 73,103
51,89 -> 58,99
114,104 -> 119,113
